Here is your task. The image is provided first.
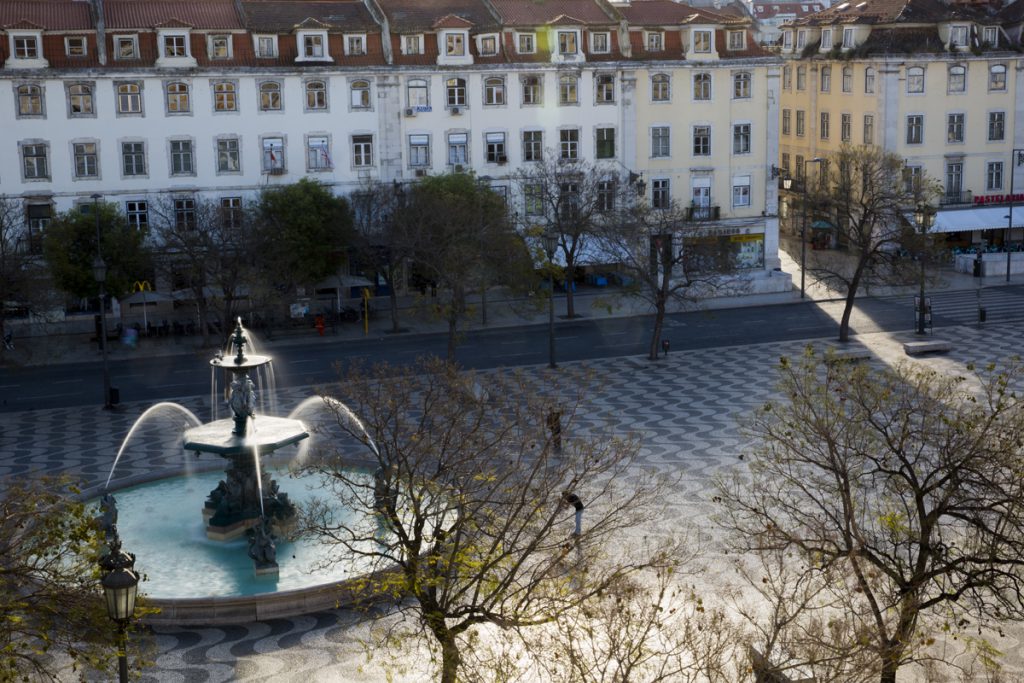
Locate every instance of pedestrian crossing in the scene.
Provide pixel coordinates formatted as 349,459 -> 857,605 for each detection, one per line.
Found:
891,286 -> 1024,327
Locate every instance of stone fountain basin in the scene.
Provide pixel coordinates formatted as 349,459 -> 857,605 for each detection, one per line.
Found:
183,416 -> 309,456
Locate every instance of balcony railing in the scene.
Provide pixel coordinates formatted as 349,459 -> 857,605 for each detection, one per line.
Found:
687,204 -> 721,221
939,190 -> 973,206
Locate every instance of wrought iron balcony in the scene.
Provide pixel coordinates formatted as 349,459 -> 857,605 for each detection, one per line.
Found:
687,204 -> 721,221
939,190 -> 973,206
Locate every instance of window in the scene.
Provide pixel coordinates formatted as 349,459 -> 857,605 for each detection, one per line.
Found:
446,78 -> 466,107
523,130 -> 543,162
262,137 -> 284,172
221,197 -> 242,229
408,78 -> 429,108
116,82 -> 142,115
781,153 -> 790,174
906,115 -> 923,144
947,113 -> 964,143
256,35 -> 277,58
174,198 -> 196,231
783,31 -> 793,49
560,129 -> 579,160
121,142 -> 146,176
820,66 -> 831,92
447,132 -> 467,165
596,127 -> 615,159
404,35 -> 424,55
303,80 -> 327,110
949,25 -> 968,48
820,112 -> 830,139
652,179 -> 670,210
486,132 -> 507,163
591,32 -> 610,53
524,183 -> 543,216
597,180 -> 615,213
693,30 -> 712,53
165,82 -> 190,114
350,80 -> 370,109
646,32 -> 663,52
821,29 -> 832,50
732,176 -> 751,207
945,162 -> 963,198
596,74 -> 615,103
308,136 -> 333,170
209,35 -> 230,59
783,66 -> 792,90
407,135 -> 429,167
987,161 -> 1003,191
734,72 -> 751,98
559,75 -> 578,105
559,182 -> 580,221
126,201 -> 148,230
795,155 -> 805,180
517,33 -> 535,54
213,81 -> 237,112
841,113 -> 851,142
484,77 -> 505,105
842,66 -> 852,93
446,33 -> 465,56
66,36 -> 87,57
988,112 -> 1004,141
346,35 -> 366,56
16,84 -> 43,116
68,83 -> 93,116
948,65 -> 965,93
217,138 -> 240,173
983,26 -> 998,47
170,139 -> 194,175
13,35 -> 39,59
73,142 -> 98,178
864,67 -> 875,93
796,110 -> 805,136
842,28 -> 855,48
260,82 -> 281,111
163,34 -> 188,58
693,126 -> 711,156
782,109 -> 791,135
352,135 -> 373,167
651,126 -> 670,158
479,35 -> 498,56
863,114 -> 874,144
728,31 -> 745,50
693,73 -> 711,100
796,30 -> 806,49
907,66 -> 924,93
796,66 -> 806,91
990,64 -> 1007,91
652,73 -> 670,102
733,123 -> 751,154
522,75 -> 542,105
558,31 -> 577,55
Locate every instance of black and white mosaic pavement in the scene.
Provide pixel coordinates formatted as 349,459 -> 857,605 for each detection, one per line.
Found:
3,324 -> 1024,681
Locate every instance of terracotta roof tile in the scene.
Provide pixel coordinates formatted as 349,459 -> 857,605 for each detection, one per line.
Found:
791,0 -> 986,26
105,0 -> 242,31
378,0 -> 499,32
240,1 -> 379,33
0,1 -> 93,32
488,0 -> 616,27
752,3 -> 826,19
433,13 -> 475,28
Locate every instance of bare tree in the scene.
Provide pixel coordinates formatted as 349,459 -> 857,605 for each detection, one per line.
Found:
800,145 -> 940,341
718,350 -> 1024,683
297,358 -> 678,683
0,196 -> 54,345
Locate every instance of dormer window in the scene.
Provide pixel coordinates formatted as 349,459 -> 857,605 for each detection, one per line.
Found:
590,31 -> 610,53
949,25 -> 968,48
115,35 -> 138,59
345,34 -> 366,56
820,29 -> 832,49
796,30 -> 806,48
65,36 -> 87,57
446,33 -> 465,56
403,34 -> 423,55
646,31 -> 664,52
783,31 -> 793,49
7,32 -> 48,68
255,35 -> 277,58
156,30 -> 196,67
478,34 -> 498,56
209,35 -> 231,59
692,30 -> 712,53
983,26 -> 998,47
558,31 -> 578,55
842,27 -> 855,48
163,34 -> 188,58
727,31 -> 745,50
14,34 -> 39,59
517,33 -> 535,53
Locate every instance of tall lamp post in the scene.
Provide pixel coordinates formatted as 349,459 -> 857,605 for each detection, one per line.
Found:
800,158 -> 824,299
99,538 -> 139,683
542,231 -> 558,369
1006,149 -> 1024,283
91,194 -> 113,409
914,204 -> 936,335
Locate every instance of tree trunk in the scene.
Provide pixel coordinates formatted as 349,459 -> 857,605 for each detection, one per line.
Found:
837,262 -> 866,342
439,634 -> 462,683
649,297 -> 666,361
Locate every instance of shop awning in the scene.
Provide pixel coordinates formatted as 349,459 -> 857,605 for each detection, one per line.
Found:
932,206 -> 1024,234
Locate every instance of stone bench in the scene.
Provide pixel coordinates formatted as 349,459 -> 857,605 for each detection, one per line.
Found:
903,340 -> 952,356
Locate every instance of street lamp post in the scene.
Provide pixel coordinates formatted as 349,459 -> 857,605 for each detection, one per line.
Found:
800,158 -> 824,299
542,231 -> 558,369
91,194 -> 113,409
1006,149 -> 1024,283
914,204 -> 936,335
99,538 -> 139,683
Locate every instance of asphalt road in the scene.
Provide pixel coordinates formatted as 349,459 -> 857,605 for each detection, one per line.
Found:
3,286 -> 1023,413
